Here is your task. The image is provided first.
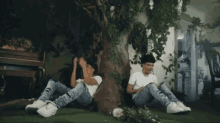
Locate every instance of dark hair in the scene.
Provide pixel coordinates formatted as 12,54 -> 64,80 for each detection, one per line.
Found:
141,54 -> 156,65
86,56 -> 98,75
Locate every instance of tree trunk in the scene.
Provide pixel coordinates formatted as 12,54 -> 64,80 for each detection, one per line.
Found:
94,26 -> 131,115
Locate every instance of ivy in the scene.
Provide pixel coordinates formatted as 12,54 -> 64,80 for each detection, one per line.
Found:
110,71 -> 123,85
119,107 -> 161,123
110,71 -> 124,103
110,47 -> 118,64
161,53 -> 177,86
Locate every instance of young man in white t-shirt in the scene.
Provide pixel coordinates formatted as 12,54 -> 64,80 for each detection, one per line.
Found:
25,57 -> 102,117
126,54 -> 191,114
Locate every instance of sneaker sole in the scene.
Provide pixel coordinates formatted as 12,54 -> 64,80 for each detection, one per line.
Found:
37,110 -> 56,118
25,107 -> 38,114
173,111 -> 191,115
167,109 -> 190,114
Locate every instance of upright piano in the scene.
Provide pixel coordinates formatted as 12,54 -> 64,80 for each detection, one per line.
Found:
0,43 -> 46,97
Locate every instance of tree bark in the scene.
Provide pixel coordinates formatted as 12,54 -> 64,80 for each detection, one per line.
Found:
94,25 -> 131,115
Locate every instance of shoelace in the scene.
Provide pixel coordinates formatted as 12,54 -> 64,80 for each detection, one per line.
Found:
45,104 -> 52,110
45,100 -> 53,104
33,100 -> 40,105
44,100 -> 57,111
170,102 -> 178,108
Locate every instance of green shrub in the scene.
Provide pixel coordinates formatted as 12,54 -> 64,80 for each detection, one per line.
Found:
119,106 -> 161,123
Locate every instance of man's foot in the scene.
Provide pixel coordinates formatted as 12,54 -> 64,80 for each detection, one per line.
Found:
37,101 -> 58,118
176,101 -> 191,112
25,100 -> 46,114
167,102 -> 185,114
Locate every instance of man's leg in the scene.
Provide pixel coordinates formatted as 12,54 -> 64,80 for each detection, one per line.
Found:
158,83 -> 179,102
53,82 -> 88,109
75,86 -> 93,108
38,79 -> 71,102
37,82 -> 88,117
133,83 -> 185,114
26,79 -> 71,113
159,83 -> 191,112
133,83 -> 172,107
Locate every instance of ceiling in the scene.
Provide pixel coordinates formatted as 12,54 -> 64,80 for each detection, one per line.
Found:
188,0 -> 220,21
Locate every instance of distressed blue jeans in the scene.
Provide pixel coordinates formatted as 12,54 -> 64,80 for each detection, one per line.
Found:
38,79 -> 93,109
133,83 -> 179,108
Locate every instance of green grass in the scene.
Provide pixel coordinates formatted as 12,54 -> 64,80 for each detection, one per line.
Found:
1,98 -> 220,123
1,106 -> 220,123
149,108 -> 220,123
0,108 -> 128,123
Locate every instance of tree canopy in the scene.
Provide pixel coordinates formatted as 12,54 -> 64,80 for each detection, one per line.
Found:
0,0 -> 103,58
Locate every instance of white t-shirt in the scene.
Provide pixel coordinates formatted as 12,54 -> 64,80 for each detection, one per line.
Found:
128,71 -> 158,99
76,75 -> 102,97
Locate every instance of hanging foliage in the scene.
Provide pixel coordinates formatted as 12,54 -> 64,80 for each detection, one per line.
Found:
96,0 -> 191,64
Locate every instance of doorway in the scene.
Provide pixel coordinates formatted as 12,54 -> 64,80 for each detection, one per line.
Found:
177,19 -> 198,101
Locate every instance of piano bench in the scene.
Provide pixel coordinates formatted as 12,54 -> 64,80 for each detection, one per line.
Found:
0,69 -> 37,97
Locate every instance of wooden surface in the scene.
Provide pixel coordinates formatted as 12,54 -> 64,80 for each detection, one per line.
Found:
0,49 -> 44,67
0,70 -> 36,77
0,57 -> 44,67
0,49 -> 45,98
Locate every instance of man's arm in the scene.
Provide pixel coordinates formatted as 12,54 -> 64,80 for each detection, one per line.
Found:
70,58 -> 78,88
70,68 -> 78,88
126,73 -> 143,94
81,65 -> 92,83
84,78 -> 98,85
79,57 -> 96,84
126,84 -> 143,94
79,57 -> 91,83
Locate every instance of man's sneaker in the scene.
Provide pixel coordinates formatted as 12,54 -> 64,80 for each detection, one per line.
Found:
176,101 -> 191,112
37,101 -> 58,118
25,100 -> 46,113
167,102 -> 185,114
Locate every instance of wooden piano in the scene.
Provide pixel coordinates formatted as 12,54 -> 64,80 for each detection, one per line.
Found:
0,48 -> 46,97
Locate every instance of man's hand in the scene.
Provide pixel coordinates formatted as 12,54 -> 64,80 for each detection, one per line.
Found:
79,57 -> 87,67
127,84 -> 145,94
138,86 -> 145,92
73,57 -> 78,67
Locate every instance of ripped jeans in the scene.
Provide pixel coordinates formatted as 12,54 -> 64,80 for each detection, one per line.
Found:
38,79 -> 92,109
133,83 -> 179,108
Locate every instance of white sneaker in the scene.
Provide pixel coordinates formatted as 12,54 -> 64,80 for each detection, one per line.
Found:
25,100 -> 46,113
37,101 -> 58,118
167,102 -> 185,114
176,102 -> 191,112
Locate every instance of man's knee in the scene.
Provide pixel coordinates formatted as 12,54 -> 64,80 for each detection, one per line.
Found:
147,83 -> 157,89
46,79 -> 56,87
70,83 -> 86,94
48,79 -> 59,84
75,82 -> 85,88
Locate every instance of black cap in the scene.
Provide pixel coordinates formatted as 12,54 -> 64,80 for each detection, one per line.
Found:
141,54 -> 156,64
